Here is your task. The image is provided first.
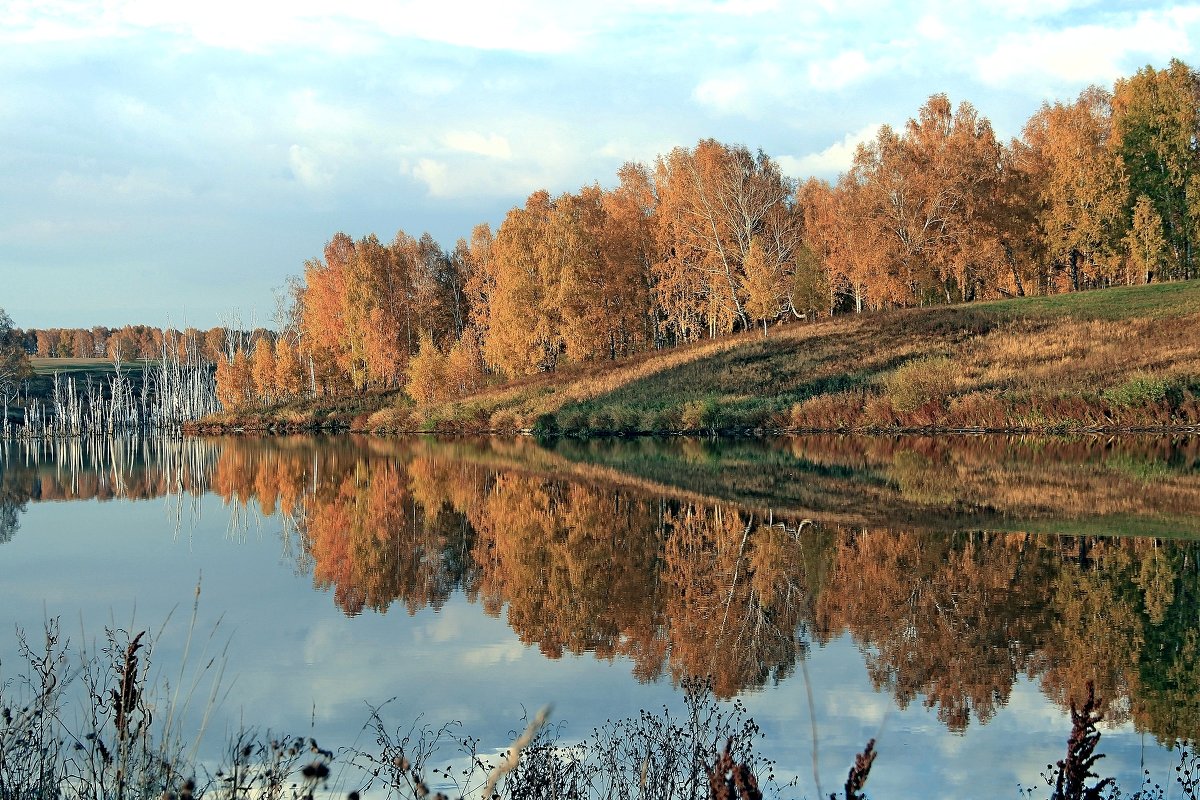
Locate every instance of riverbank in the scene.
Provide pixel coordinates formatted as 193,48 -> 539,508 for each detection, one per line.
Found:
187,281 -> 1200,437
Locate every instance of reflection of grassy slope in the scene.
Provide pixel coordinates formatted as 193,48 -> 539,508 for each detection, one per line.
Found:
364,279 -> 1200,434
505,435 -> 1200,537
543,437 -> 903,519
992,514 -> 1200,538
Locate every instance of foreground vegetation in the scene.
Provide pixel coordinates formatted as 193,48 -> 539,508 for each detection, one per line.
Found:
1,620 -> 1196,800
190,280 -> 1200,436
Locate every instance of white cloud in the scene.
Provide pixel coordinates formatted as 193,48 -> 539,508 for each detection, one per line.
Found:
405,157 -> 552,200
916,14 -> 950,41
443,131 -> 513,159
410,158 -> 451,196
777,122 -> 881,179
693,74 -> 755,115
977,10 -> 1196,86
995,0 -> 1100,19
710,0 -> 781,14
288,145 -> 333,188
0,0 -> 599,54
373,2 -> 587,54
807,50 -> 874,91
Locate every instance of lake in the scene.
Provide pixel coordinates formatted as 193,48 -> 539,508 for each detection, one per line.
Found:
1,433 -> 1198,798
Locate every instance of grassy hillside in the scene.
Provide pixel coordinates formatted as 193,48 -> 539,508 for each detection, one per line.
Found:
191,280 -> 1200,435
362,280 -> 1200,435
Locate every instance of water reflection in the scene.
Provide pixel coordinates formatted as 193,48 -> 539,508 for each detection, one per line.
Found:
2,434 -> 1198,744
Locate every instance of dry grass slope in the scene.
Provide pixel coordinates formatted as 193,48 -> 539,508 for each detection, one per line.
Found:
188,281 -> 1200,435
372,280 -> 1200,435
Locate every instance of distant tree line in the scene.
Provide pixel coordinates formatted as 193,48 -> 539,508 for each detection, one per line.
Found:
13,325 -> 273,363
214,60 -> 1200,408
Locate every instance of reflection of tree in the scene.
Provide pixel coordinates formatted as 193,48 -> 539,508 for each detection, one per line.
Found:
469,474 -> 667,670
304,458 -> 474,616
1132,542 -> 1200,740
810,530 -> 1200,741
815,531 -> 1059,732
1039,543 -> 1145,726
0,498 -> 22,544
4,434 -> 1200,742
661,505 -> 811,698
0,462 -> 30,545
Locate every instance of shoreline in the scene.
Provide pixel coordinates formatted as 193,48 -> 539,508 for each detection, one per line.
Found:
180,416 -> 1200,438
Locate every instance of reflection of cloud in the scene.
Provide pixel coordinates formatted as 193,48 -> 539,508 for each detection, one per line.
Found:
462,641 -> 527,667
420,605 -> 464,643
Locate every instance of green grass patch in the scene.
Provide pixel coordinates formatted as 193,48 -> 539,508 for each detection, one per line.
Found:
29,357 -> 151,375
973,279 -> 1200,320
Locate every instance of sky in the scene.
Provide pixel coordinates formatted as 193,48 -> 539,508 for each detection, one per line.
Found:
2,0 -> 1199,330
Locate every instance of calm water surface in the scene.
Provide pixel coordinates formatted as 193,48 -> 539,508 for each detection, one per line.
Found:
1,434 -> 1198,798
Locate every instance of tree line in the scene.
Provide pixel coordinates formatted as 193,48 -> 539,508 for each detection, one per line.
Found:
12,324 -> 273,364
222,60 -> 1200,408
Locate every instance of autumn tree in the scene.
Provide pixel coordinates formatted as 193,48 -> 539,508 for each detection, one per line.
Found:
1023,87 -> 1126,291
459,223 -> 497,339
847,96 -> 1007,306
1125,194 -> 1168,284
215,348 -> 254,409
1112,59 -> 1200,281
298,233 -> 354,393
250,336 -> 277,404
988,139 -> 1045,296
443,330 -> 487,399
653,140 -> 800,340
789,243 -> 832,318
406,331 -> 447,406
273,335 -> 306,400
742,237 -> 786,334
599,162 -> 657,353
484,190 -> 561,376
550,183 -> 653,361
798,176 -> 881,312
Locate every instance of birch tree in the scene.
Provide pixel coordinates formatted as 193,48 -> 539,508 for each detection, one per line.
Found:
1023,87 -> 1126,291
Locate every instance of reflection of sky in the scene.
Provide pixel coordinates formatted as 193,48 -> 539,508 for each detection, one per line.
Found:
0,494 -> 1185,798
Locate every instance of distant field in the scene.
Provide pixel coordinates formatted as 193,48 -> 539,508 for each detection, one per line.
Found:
18,358 -> 152,404
30,357 -> 120,375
